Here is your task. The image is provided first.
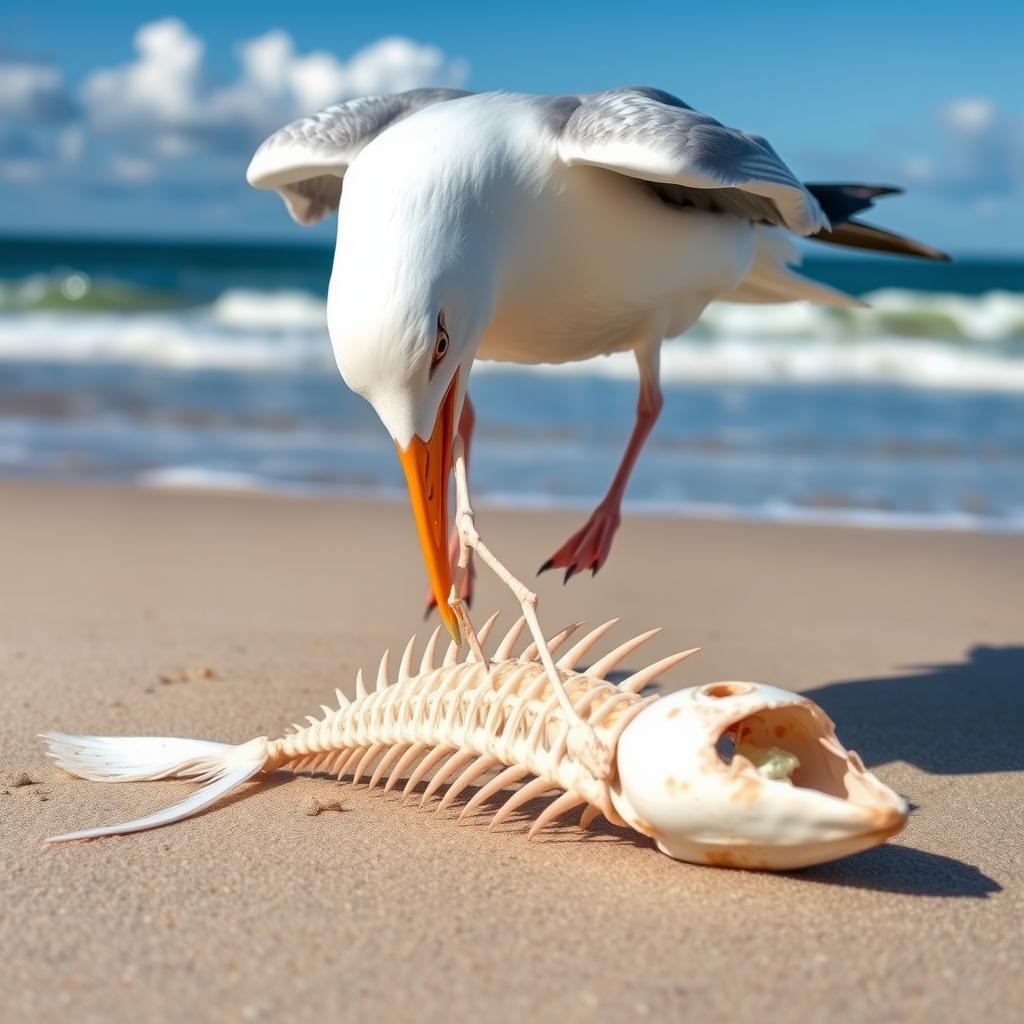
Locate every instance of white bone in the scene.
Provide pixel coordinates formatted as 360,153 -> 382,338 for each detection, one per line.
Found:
397,634 -> 417,683
376,651 -> 390,692
492,616 -> 527,661
617,648 -> 702,694
419,625 -> 442,674
556,619 -> 620,671
587,629 -> 662,679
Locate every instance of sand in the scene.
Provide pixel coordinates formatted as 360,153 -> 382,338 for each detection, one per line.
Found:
2,480 -> 1022,1023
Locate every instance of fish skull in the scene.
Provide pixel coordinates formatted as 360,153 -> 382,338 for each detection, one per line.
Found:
612,682 -> 908,870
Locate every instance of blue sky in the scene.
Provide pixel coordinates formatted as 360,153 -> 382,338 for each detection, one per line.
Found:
2,0 -> 1022,253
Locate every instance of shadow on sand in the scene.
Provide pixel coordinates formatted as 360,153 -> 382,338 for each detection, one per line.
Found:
809,644 -> 1024,777
793,843 -> 1000,897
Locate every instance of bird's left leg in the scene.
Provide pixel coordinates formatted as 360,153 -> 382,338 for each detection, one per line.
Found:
447,437 -> 614,781
539,342 -> 663,581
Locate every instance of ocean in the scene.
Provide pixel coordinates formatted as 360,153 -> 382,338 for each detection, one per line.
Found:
1,236 -> 1022,532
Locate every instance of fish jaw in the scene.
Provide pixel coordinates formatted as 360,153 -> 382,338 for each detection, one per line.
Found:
611,682 -> 908,871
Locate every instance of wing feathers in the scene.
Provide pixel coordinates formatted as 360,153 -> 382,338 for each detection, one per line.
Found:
247,89 -> 470,225
558,87 -> 827,235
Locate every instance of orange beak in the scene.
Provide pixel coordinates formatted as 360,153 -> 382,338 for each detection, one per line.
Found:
396,370 -> 461,644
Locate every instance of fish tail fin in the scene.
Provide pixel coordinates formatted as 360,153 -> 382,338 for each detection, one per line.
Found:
41,732 -> 271,842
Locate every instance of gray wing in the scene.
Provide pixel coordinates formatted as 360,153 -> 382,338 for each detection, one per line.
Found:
246,88 -> 472,226
557,87 -> 827,236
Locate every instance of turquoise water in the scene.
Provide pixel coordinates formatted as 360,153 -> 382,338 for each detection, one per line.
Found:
1,236 -> 1022,531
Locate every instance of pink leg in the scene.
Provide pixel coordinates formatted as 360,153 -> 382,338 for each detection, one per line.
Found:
426,395 -> 476,614
539,347 -> 663,582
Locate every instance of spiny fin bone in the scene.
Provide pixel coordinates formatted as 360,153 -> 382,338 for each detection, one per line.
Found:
401,745 -> 454,803
556,619 -> 620,671
384,742 -> 428,795
368,742 -> 410,791
527,791 -> 586,841
520,622 -> 582,662
459,765 -> 530,819
335,746 -> 365,781
468,611 -> 501,662
351,743 -> 385,786
398,634 -> 416,683
436,755 -> 499,813
442,637 -> 459,667
419,625 -> 442,674
489,777 -> 556,830
617,648 -> 702,694
587,628 -> 662,679
492,616 -> 527,661
420,749 -> 477,807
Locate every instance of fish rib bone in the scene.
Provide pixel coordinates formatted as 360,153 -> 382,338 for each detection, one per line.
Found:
265,618 -> 671,834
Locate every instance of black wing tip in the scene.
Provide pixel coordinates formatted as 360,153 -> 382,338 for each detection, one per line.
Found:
806,182 -> 910,227
806,182 -> 905,198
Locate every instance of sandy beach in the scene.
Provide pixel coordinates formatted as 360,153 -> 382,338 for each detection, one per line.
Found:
2,480 -> 1022,1022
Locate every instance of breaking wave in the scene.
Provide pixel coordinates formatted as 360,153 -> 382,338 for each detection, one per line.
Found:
2,283 -> 1024,391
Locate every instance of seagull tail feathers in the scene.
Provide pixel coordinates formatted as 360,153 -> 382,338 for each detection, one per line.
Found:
805,183 -> 951,261
721,227 -> 865,309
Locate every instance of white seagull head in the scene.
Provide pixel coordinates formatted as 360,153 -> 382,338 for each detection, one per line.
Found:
320,105 -> 512,633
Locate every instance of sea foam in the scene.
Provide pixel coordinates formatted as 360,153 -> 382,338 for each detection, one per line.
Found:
1,286 -> 1023,392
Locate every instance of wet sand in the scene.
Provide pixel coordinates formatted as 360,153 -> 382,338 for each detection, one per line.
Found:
2,481 -> 1022,1022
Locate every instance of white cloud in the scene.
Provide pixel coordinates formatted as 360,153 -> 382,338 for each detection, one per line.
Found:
79,19 -> 469,172
927,96 -> 1023,204
57,125 -> 85,163
342,37 -> 469,100
0,22 -> 467,193
0,51 -> 78,182
235,32 -> 468,114
110,154 -> 157,184
0,56 -> 75,122
0,158 -> 45,183
82,19 -> 204,137
942,97 -> 996,134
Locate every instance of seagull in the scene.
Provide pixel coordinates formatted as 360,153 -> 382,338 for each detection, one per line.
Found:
247,86 -> 947,640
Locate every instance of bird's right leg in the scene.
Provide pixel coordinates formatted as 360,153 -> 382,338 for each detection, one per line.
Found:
539,342 -> 663,581
425,395 -> 476,616
447,437 -> 614,782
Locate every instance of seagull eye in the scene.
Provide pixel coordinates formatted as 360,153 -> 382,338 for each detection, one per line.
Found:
430,314 -> 449,377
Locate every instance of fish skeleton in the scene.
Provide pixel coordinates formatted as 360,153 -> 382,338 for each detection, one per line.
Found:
42,614 -> 907,870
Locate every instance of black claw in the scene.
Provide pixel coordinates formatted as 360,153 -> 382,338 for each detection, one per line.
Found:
591,563 -> 601,577
563,564 -> 577,585
537,558 -> 555,576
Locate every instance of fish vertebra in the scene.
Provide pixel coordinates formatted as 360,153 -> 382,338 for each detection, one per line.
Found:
41,616 -> 906,870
